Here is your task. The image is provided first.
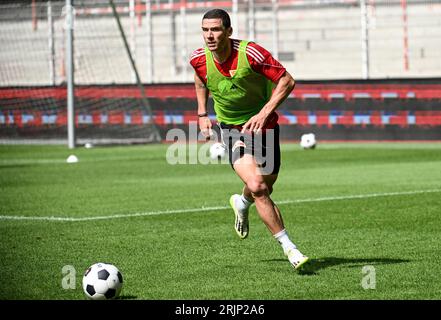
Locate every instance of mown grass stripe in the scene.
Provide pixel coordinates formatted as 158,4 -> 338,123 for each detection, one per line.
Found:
1,188 -> 439,222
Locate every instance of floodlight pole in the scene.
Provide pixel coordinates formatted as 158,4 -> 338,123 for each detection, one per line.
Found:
66,0 -> 76,149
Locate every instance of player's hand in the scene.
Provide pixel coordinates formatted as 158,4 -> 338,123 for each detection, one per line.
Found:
199,116 -> 213,140
241,113 -> 268,134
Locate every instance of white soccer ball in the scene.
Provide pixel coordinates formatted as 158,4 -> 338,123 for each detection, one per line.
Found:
66,154 -> 78,163
209,142 -> 227,160
300,133 -> 317,149
82,262 -> 123,300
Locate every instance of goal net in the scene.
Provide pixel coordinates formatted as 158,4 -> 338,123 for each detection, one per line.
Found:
0,0 -> 161,145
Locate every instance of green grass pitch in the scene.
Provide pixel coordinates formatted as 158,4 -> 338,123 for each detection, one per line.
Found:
0,142 -> 440,300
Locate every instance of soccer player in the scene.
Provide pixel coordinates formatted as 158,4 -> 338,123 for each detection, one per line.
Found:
190,8 -> 309,270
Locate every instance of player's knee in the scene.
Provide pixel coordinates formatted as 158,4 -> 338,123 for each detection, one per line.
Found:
247,179 -> 268,197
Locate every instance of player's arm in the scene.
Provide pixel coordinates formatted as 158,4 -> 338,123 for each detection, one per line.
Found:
194,72 -> 213,138
241,71 -> 295,133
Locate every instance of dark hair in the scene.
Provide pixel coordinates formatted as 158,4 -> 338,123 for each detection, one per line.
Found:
202,9 -> 231,29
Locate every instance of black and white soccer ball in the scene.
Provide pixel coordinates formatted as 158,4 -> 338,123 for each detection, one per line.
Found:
300,133 -> 317,149
82,262 -> 123,300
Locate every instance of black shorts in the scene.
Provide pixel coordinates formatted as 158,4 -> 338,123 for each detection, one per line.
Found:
219,123 -> 281,175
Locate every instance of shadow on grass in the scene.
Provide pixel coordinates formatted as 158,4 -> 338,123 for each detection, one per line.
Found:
265,257 -> 410,276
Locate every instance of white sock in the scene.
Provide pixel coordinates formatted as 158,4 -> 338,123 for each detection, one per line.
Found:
241,194 -> 253,204
273,229 -> 297,253
236,194 -> 253,210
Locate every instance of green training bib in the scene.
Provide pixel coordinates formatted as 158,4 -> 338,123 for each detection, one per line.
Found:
205,40 -> 274,125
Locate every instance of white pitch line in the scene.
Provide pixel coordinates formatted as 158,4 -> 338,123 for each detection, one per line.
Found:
0,189 -> 440,222
275,189 -> 441,205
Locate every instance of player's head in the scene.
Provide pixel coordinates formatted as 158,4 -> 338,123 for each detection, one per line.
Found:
203,9 -> 231,29
201,9 -> 233,52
